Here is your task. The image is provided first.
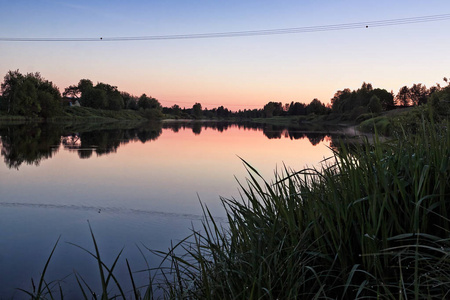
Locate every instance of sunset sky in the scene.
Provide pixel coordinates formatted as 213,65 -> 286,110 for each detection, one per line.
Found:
1,0 -> 449,110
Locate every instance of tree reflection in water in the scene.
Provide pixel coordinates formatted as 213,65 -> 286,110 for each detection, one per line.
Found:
0,123 -> 61,169
0,121 -> 348,169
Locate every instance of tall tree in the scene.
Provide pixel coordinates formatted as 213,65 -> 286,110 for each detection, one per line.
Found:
83,88 -> 107,109
370,88 -> 394,110
192,102 -> 203,118
1,70 -> 61,117
96,82 -> 124,110
306,98 -> 328,115
121,92 -> 138,110
1,70 -> 25,113
368,95 -> 382,113
138,94 -> 161,110
331,88 -> 352,113
409,83 -> 429,106
396,86 -> 410,106
288,101 -> 307,115
263,102 -> 283,117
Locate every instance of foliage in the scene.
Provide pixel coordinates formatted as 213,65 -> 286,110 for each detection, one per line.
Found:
17,237 -> 62,299
287,101 -> 306,116
82,86 -> 108,109
138,94 -> 161,111
306,98 -> 329,115
152,120 -> 450,299
331,83 -> 393,118
192,102 -> 203,119
96,83 -> 124,110
428,84 -> 450,121
19,224 -> 155,300
360,82 -> 450,135
64,80 -> 126,111
368,95 -> 382,113
140,108 -> 164,120
2,69 -> 447,123
359,116 -> 391,135
121,92 -> 139,110
395,84 -> 430,106
263,101 -> 283,117
60,106 -> 147,121
0,70 -> 62,118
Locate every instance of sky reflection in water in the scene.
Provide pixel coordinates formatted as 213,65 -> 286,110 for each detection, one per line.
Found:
0,121 -> 342,298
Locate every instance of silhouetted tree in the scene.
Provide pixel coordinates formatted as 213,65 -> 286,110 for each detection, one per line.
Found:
370,88 -> 394,110
192,103 -> 202,119
138,94 -> 161,110
368,95 -> 382,113
428,79 -> 450,120
331,88 -> 353,113
396,86 -> 410,106
216,106 -> 231,118
409,83 -> 429,106
171,104 -> 182,116
83,87 -> 108,109
1,70 -> 62,117
288,101 -> 307,115
263,102 -> 283,117
121,92 -> 138,110
306,98 -> 328,115
96,83 -> 124,110
331,83 -> 392,116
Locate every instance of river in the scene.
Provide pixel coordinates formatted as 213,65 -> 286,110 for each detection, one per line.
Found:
0,120 -> 348,298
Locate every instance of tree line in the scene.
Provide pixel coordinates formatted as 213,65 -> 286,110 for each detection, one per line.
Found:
0,70 -> 448,120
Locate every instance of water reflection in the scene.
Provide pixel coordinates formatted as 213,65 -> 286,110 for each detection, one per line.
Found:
0,123 -> 60,169
62,125 -> 162,159
0,120 -> 353,299
0,121 -> 348,169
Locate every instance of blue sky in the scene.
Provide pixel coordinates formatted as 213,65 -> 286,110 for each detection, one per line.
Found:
1,0 -> 449,109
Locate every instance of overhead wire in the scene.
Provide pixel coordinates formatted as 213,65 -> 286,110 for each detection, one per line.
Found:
0,13 -> 449,42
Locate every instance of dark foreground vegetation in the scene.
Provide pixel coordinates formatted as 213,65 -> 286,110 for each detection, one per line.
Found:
20,118 -> 450,299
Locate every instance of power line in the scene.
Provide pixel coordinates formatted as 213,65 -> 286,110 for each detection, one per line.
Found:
1,14 -> 449,42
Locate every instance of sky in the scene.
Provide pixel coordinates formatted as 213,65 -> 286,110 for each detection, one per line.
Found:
1,0 -> 449,110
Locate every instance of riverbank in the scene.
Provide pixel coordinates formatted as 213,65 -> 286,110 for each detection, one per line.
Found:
0,106 -> 154,124
0,103 -> 423,136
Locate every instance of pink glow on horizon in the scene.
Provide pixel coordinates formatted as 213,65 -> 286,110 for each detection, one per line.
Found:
1,1 -> 449,111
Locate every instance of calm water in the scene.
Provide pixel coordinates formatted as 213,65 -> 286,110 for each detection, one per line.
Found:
0,121 -> 346,298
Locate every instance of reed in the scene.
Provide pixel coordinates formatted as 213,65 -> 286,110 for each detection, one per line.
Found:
19,120 -> 450,299
156,120 -> 450,299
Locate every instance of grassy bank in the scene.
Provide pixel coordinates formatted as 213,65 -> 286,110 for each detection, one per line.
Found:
359,87 -> 450,136
21,120 -> 450,299
0,106 -> 163,125
251,114 -> 350,126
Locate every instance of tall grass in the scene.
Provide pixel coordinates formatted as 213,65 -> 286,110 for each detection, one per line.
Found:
157,121 -> 450,299
20,120 -> 450,299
